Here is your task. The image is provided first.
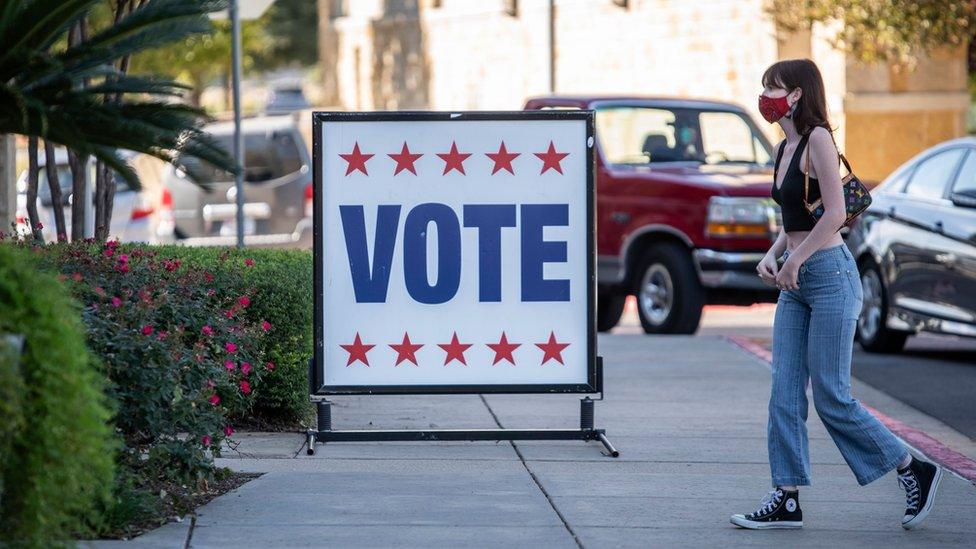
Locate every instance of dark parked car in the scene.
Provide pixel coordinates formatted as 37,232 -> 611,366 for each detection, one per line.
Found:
847,137 -> 976,353
162,116 -> 313,248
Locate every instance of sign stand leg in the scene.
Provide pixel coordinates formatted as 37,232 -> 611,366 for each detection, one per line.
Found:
306,359 -> 619,457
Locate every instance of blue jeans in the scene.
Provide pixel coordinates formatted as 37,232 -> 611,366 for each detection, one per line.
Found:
769,244 -> 908,486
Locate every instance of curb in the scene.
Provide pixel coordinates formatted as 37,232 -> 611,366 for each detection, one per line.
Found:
726,335 -> 976,485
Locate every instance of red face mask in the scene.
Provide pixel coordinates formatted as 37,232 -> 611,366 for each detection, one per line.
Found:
758,94 -> 792,123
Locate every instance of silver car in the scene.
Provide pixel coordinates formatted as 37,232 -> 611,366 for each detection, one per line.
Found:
162,116 -> 313,248
15,148 -> 174,243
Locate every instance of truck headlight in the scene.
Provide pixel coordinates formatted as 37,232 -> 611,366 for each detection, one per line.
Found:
706,197 -> 779,238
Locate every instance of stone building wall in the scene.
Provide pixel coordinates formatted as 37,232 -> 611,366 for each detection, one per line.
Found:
320,0 -> 970,180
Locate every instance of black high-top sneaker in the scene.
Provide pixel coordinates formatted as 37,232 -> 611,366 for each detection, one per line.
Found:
898,457 -> 942,530
730,488 -> 803,529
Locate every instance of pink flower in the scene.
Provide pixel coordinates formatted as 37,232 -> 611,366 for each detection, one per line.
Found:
224,342 -> 237,353
209,394 -> 221,406
156,330 -> 167,340
95,286 -> 106,296
261,320 -> 271,332
118,253 -> 129,263
202,435 -> 212,446
224,360 -> 236,371
106,240 -> 119,249
205,272 -> 215,282
239,380 -> 251,394
141,325 -> 154,336
116,263 -> 130,273
207,289 -> 216,296
35,222 -> 43,230
111,296 -> 122,308
241,362 -> 251,375
224,425 -> 234,437
206,379 -> 216,388
266,361 -> 275,371
103,248 -> 115,258
72,272 -> 82,282
202,325 -> 214,336
244,258 -> 254,267
238,296 -> 250,307
223,309 -> 234,319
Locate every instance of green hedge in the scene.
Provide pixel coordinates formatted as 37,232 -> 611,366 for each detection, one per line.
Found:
0,244 -> 115,547
148,246 -> 314,426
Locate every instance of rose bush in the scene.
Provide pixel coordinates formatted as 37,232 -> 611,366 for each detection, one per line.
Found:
38,239 -> 270,486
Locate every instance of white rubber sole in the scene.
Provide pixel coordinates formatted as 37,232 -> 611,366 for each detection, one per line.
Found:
902,466 -> 943,530
730,514 -> 803,529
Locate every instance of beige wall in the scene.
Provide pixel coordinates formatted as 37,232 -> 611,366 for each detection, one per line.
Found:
320,0 -> 971,180
844,46 -> 970,182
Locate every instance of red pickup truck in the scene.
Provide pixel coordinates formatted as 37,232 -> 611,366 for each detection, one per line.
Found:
524,96 -> 781,334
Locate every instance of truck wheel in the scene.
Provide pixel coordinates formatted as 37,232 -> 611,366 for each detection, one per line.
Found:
857,262 -> 908,353
634,243 -> 704,334
597,293 -> 626,333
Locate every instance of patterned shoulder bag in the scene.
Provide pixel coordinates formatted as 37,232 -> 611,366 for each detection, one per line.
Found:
804,139 -> 872,228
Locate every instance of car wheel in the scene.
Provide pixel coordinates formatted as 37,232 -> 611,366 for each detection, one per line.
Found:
634,243 -> 704,334
597,293 -> 626,333
857,262 -> 908,353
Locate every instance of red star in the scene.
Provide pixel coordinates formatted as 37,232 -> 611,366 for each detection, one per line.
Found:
438,331 -> 473,366
534,141 -> 569,174
535,331 -> 570,365
388,142 -> 423,175
485,141 -> 520,175
340,332 -> 374,366
339,142 -> 374,176
389,333 -> 423,366
436,141 -> 472,175
486,332 -> 520,366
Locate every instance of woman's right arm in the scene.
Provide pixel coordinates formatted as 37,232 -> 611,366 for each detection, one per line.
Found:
767,229 -> 786,259
757,229 -> 786,284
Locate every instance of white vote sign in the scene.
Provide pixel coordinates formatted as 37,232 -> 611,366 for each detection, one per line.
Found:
312,111 -> 596,394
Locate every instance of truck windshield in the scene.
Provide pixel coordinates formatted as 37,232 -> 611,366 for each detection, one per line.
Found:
595,106 -> 773,166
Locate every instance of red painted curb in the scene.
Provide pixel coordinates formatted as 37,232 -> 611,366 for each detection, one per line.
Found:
727,335 -> 976,484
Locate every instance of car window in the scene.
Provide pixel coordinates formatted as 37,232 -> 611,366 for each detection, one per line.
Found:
950,150 -> 976,197
903,148 -> 965,200
31,165 -> 129,206
700,111 -> 758,163
595,106 -> 771,165
182,130 -> 305,184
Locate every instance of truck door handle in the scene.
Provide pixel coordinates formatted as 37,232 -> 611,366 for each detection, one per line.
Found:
610,212 -> 631,224
933,220 -> 944,233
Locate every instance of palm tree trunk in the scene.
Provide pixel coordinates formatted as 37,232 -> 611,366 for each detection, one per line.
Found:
94,163 -> 108,241
25,137 -> 43,243
43,141 -> 67,242
67,21 -> 89,241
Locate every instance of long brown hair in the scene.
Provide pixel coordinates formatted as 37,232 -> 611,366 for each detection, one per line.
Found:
761,59 -> 833,136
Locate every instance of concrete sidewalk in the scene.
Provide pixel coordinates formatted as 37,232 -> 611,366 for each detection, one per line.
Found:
93,334 -> 976,548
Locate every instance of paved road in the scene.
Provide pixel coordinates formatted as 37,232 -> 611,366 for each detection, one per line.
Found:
88,333 -> 976,548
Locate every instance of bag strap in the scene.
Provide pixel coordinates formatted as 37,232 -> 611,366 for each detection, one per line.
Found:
803,131 -> 846,205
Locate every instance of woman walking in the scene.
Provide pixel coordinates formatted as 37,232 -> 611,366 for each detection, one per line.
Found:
729,59 -> 941,530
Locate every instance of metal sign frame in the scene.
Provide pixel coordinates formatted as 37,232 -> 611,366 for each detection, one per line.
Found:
311,110 -> 599,396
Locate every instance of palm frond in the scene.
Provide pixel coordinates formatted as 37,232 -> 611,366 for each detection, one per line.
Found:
0,0 -> 97,68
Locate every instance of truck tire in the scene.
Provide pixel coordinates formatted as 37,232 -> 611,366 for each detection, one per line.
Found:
856,261 -> 908,353
634,243 -> 704,334
597,293 -> 626,333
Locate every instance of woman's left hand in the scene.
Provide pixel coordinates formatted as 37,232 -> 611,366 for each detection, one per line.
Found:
775,257 -> 801,291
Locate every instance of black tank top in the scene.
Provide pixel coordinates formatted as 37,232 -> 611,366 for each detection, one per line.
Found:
771,133 -> 820,232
